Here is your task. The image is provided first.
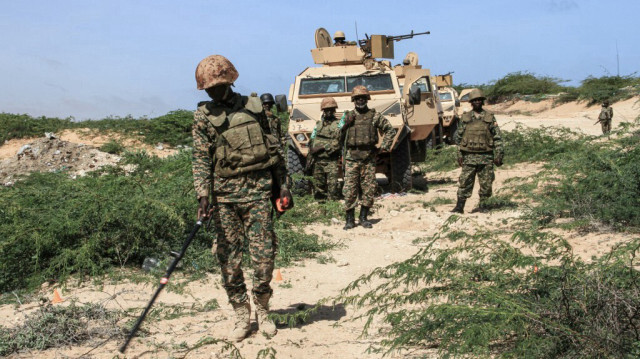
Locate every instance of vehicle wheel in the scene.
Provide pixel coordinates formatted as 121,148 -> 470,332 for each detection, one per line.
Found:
390,135 -> 412,193
286,140 -> 312,196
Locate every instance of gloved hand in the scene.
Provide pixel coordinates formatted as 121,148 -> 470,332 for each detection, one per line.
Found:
494,157 -> 503,167
279,188 -> 294,210
457,157 -> 463,167
197,197 -> 214,219
311,146 -> 325,155
344,112 -> 356,127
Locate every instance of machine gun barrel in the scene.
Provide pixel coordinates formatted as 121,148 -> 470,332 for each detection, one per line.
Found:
386,30 -> 430,42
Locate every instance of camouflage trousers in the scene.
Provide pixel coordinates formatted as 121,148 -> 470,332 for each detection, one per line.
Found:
456,163 -> 495,199
343,158 -> 376,211
601,120 -> 612,134
213,199 -> 276,304
313,158 -> 340,200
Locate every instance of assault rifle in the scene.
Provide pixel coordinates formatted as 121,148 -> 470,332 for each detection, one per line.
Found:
119,211 -> 212,353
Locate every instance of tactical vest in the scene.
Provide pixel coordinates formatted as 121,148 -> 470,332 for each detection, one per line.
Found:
198,97 -> 280,178
459,111 -> 494,153
346,110 -> 378,148
313,117 -> 340,159
599,107 -> 612,121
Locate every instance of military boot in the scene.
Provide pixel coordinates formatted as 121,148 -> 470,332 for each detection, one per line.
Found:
229,301 -> 251,342
253,293 -> 277,337
451,198 -> 466,214
359,206 -> 373,228
343,209 -> 356,230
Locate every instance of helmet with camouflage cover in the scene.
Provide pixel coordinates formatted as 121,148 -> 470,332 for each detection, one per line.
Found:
320,97 -> 338,110
260,93 -> 275,104
468,88 -> 485,102
195,55 -> 239,90
351,85 -> 371,101
334,30 -> 345,40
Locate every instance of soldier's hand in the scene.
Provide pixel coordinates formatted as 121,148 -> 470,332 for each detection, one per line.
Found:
311,146 -> 325,154
493,157 -> 503,167
344,112 -> 355,126
280,188 -> 293,210
265,110 -> 273,117
457,157 -> 463,167
198,197 -> 214,219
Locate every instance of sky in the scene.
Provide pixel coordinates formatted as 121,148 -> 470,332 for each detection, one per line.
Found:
1,0 -> 638,120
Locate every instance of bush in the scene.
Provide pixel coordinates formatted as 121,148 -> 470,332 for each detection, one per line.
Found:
486,72 -> 566,103
0,113 -> 73,144
340,220 -> 640,358
99,140 -> 125,154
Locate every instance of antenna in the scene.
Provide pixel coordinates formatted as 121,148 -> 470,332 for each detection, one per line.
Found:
355,21 -> 360,45
616,40 -> 620,76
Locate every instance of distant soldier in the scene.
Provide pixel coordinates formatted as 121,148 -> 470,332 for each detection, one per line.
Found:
308,97 -> 342,200
192,55 -> 292,342
341,86 -> 396,229
451,89 -> 504,214
260,93 -> 284,146
597,100 -> 613,135
333,31 -> 356,46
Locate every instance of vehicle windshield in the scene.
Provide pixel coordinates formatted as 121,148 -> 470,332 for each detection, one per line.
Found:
460,93 -> 470,101
439,92 -> 453,101
346,74 -> 394,92
299,77 -> 345,95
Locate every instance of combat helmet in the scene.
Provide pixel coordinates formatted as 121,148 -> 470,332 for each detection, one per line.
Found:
351,85 -> 371,101
260,93 -> 275,104
334,30 -> 345,40
195,55 -> 239,90
468,88 -> 485,102
320,97 -> 338,110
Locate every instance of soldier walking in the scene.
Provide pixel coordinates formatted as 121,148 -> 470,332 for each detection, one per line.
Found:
342,86 -> 396,229
451,89 -> 503,214
308,97 -> 342,201
192,55 -> 292,342
598,100 -> 614,135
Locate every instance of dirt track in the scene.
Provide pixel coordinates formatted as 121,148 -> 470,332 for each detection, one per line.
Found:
1,98 -> 638,358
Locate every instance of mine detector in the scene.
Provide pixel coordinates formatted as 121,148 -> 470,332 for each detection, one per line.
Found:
286,28 -> 440,192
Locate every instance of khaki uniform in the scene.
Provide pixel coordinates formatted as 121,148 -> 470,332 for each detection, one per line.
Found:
454,109 -> 504,201
192,92 -> 286,304
342,109 -> 396,211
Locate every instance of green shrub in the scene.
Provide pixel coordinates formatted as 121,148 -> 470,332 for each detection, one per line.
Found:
340,220 -> 640,358
574,75 -> 640,105
486,71 -> 566,103
0,113 -> 73,144
99,140 -> 125,154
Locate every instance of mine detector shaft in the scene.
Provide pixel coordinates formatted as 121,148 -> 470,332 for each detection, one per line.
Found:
287,28 -> 441,192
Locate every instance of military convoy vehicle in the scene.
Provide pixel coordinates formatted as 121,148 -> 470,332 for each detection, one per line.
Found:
434,74 -> 461,144
286,28 -> 441,192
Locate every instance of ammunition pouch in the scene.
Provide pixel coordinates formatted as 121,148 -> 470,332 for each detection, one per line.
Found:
346,110 -> 377,148
459,112 -> 494,153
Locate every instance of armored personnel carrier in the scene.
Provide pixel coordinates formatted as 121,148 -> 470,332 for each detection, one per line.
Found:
286,28 -> 441,192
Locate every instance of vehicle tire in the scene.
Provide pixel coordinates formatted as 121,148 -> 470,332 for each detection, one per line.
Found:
286,140 -> 312,196
390,135 -> 412,193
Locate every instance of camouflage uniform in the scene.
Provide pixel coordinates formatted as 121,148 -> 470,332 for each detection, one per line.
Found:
599,105 -> 613,134
309,113 -> 342,200
192,92 -> 286,305
342,109 -> 396,210
454,109 -> 503,201
261,110 -> 284,147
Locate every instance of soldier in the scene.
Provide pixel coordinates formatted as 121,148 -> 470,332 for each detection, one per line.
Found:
333,31 -> 356,46
598,99 -> 614,135
192,55 -> 292,342
260,93 -> 284,145
341,85 -> 396,229
308,97 -> 342,200
451,89 -> 503,214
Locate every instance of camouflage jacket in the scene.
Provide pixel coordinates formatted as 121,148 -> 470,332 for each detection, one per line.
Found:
341,108 -> 396,162
309,115 -> 342,159
192,92 -> 287,203
599,106 -> 613,121
454,109 -> 504,165
262,110 -> 284,144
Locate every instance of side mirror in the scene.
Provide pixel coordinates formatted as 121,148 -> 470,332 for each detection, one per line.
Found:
409,87 -> 421,105
455,99 -> 461,107
275,95 -> 288,112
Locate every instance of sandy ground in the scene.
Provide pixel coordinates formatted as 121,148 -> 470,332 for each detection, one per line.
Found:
1,98 -> 639,358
